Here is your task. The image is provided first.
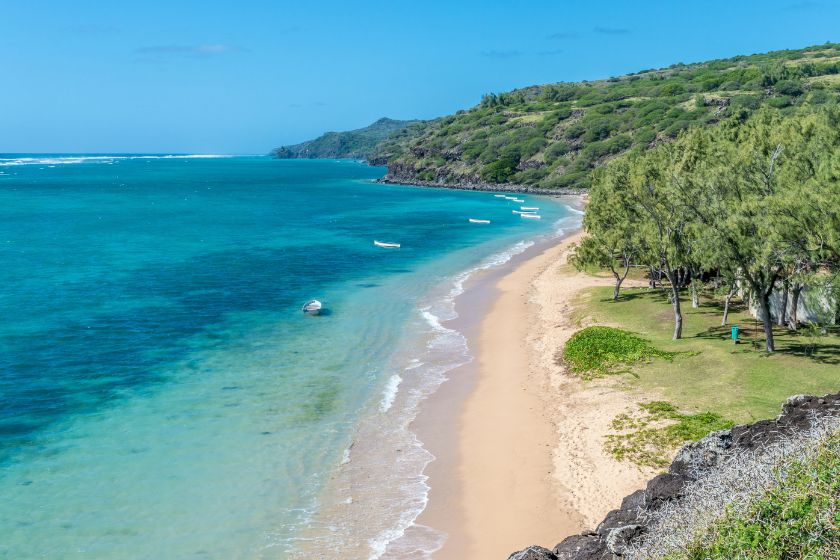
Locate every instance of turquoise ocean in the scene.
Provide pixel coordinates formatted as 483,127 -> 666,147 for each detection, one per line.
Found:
0,155 -> 579,559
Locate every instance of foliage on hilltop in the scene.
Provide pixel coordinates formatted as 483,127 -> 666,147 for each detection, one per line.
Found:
384,43 -> 840,189
271,117 -> 421,160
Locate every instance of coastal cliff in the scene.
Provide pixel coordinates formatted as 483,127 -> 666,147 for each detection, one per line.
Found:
270,117 -> 421,161
273,43 -> 840,194
509,392 -> 840,560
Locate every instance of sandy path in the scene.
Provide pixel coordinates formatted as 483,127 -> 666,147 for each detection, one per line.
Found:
430,230 -> 655,559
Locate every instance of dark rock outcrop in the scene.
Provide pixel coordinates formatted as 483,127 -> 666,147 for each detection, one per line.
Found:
507,545 -> 559,560
507,392 -> 840,559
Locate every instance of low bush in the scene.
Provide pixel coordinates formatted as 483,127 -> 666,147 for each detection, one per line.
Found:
563,326 -> 675,377
606,402 -> 735,467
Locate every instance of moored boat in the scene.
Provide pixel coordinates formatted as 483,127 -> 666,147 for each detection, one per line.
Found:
511,198 -> 525,203
302,299 -> 322,315
493,194 -> 506,198
469,218 -> 491,224
512,210 -> 536,215
520,206 -> 539,211
374,240 -> 401,248
520,213 -> 541,220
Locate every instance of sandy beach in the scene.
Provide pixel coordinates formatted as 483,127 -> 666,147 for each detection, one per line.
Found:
417,228 -> 656,558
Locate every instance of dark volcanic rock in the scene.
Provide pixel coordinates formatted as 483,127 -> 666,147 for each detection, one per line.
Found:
605,524 -> 645,555
507,545 -> 559,560
619,489 -> 645,512
644,473 -> 688,510
505,391 -> 840,559
552,534 -> 610,560
596,509 -> 639,535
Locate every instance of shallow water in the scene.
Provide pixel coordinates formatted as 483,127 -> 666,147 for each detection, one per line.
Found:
0,155 -> 575,558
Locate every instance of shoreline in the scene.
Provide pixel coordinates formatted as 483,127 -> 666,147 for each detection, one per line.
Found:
375,176 -> 586,196
413,223 -> 655,557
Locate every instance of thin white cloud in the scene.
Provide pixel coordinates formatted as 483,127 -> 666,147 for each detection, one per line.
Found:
548,31 -> 578,40
134,44 -> 244,58
480,49 -> 523,59
594,26 -> 631,35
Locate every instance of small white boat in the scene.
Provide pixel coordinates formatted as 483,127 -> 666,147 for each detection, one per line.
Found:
512,210 -> 537,215
469,218 -> 491,224
521,206 -> 539,211
374,240 -> 401,248
511,198 -> 525,203
493,194 -> 506,198
302,299 -> 322,315
503,196 -> 517,200
521,213 -> 541,220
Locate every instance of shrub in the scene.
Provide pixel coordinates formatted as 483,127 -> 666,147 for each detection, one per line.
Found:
563,326 -> 675,377
480,157 -> 518,183
731,94 -> 761,110
774,79 -> 804,96
606,402 -> 735,467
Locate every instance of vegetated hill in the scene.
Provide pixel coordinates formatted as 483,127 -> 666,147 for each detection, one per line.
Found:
383,43 -> 840,191
270,117 -> 421,160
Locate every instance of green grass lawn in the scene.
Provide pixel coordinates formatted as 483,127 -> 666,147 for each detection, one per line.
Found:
571,279 -> 840,424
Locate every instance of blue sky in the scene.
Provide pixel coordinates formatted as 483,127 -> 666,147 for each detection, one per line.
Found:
2,0 -> 839,153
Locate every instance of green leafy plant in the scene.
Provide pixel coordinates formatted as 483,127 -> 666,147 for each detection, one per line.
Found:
563,326 -> 675,378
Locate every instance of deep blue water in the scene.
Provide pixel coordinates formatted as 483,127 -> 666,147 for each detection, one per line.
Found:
0,155 -> 573,558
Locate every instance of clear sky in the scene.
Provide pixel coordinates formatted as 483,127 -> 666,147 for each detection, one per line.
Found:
2,0 -> 839,154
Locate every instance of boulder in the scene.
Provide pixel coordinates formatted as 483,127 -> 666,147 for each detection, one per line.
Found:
508,545 -> 558,560
552,534 -> 611,560
595,509 -> 639,535
605,524 -> 645,555
619,489 -> 645,512
644,473 -> 688,509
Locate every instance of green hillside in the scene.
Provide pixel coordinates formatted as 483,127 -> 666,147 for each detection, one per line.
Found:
270,117 -> 421,160
383,43 -> 840,190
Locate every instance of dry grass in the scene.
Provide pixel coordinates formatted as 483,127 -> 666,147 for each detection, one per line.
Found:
627,415 -> 840,560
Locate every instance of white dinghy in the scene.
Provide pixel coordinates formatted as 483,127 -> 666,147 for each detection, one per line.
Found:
374,240 -> 401,248
512,210 -> 537,215
469,218 -> 491,224
511,198 -> 525,203
520,213 -> 541,220
302,299 -> 323,315
520,206 -> 539,211
493,194 -> 506,198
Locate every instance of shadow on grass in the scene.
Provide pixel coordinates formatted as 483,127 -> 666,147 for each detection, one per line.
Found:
694,323 -> 840,365
607,289 -> 672,304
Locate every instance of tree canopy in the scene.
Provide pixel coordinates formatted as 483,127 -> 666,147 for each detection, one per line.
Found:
575,107 -> 840,351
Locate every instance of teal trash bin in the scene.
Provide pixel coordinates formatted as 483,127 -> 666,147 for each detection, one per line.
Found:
731,325 -> 739,343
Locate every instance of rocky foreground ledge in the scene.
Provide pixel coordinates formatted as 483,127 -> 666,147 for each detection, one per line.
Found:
508,392 -> 840,560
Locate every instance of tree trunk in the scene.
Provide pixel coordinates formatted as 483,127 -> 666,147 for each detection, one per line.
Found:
758,293 -> 775,353
788,284 -> 802,331
722,281 -> 736,327
664,268 -> 683,340
672,283 -> 684,340
648,266 -> 656,289
610,258 -> 631,301
777,279 -> 789,327
691,281 -> 700,309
